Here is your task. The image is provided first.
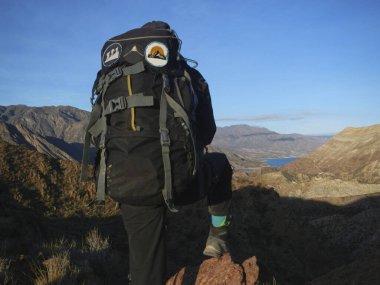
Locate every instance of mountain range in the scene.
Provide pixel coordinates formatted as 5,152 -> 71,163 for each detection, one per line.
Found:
0,105 -> 329,168
212,124 -> 330,158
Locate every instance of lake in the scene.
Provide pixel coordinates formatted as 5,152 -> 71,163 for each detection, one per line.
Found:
265,157 -> 299,167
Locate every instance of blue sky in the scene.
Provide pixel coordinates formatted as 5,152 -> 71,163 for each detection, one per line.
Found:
0,0 -> 379,135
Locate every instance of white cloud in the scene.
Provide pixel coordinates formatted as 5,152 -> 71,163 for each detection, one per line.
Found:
216,112 -> 317,122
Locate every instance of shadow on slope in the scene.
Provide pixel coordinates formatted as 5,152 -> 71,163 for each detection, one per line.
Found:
45,136 -> 96,163
1,183 -> 379,284
166,186 -> 380,285
0,185 -> 129,284
0,121 -> 34,147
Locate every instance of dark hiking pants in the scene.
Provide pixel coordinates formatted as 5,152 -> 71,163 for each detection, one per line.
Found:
120,152 -> 232,285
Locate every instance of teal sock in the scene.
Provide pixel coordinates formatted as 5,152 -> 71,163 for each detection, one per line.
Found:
211,215 -> 227,227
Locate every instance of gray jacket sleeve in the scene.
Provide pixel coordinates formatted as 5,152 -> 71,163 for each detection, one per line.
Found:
186,66 -> 216,146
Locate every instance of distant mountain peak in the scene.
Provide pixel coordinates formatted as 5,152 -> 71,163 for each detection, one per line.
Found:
213,124 -> 329,158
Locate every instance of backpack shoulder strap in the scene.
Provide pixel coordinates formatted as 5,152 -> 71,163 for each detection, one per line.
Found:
81,61 -> 146,203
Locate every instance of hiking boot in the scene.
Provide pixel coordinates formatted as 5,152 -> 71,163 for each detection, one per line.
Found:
203,225 -> 230,258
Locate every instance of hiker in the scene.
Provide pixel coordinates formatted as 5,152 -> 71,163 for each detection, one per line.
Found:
81,21 -> 232,285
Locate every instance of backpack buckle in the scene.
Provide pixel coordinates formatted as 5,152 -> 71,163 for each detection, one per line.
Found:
160,128 -> 170,146
112,97 -> 127,110
108,67 -> 123,81
95,67 -> 122,96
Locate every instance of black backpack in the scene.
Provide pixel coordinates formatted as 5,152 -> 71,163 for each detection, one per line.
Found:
81,22 -> 216,212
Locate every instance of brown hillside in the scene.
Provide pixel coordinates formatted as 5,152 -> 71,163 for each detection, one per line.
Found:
0,140 -> 117,217
0,105 -> 90,162
282,124 -> 380,183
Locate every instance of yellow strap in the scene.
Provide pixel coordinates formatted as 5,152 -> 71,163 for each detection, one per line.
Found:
127,75 -> 137,131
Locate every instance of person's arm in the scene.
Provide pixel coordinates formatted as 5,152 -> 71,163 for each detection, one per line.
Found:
186,66 -> 216,146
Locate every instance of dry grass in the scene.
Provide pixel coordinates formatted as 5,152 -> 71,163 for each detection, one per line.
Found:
43,238 -> 77,254
0,257 -> 15,285
0,225 -> 127,284
0,257 -> 10,272
27,229 -> 117,284
0,141 -> 119,218
32,251 -> 79,285
85,228 -> 110,252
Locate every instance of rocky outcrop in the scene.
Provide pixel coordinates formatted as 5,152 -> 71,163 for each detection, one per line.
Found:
167,255 -> 259,285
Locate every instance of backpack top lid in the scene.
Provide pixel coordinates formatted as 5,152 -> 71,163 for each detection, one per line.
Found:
141,21 -> 171,30
100,21 -> 180,73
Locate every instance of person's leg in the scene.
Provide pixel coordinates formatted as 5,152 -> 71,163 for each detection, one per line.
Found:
202,152 -> 233,257
120,204 -> 166,285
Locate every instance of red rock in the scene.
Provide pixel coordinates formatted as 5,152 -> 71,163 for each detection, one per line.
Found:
242,256 -> 259,285
167,255 -> 259,285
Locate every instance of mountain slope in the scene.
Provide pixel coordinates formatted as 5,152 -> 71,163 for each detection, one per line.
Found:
0,140 -> 116,217
0,105 -> 89,142
257,124 -> 380,200
283,124 -> 380,183
0,105 -> 90,161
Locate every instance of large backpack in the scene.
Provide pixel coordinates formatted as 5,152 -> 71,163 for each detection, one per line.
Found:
81,22 -> 216,212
